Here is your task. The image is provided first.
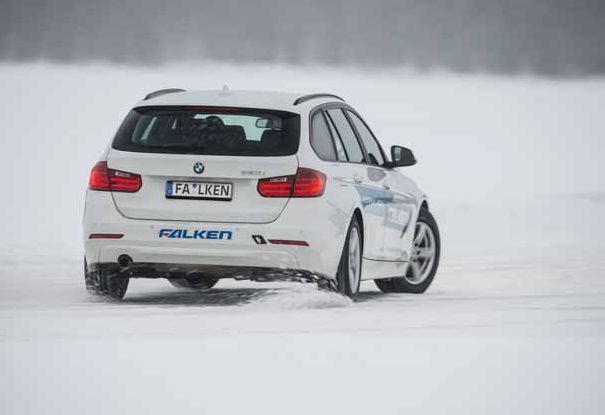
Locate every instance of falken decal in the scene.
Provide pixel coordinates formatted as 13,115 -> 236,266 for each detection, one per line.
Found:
159,229 -> 233,240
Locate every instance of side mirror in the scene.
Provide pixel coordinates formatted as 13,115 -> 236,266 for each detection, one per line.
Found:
384,145 -> 416,168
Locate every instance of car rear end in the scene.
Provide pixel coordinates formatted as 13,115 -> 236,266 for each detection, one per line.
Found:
83,101 -> 339,283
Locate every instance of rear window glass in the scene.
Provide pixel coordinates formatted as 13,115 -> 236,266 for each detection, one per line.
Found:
112,107 -> 300,156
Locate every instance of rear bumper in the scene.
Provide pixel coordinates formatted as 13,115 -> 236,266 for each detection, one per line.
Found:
91,261 -> 326,283
83,190 -> 349,280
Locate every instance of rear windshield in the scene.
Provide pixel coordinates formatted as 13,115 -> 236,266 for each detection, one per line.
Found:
112,106 -> 300,156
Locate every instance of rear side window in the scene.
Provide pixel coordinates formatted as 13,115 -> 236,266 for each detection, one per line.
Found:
325,114 -> 348,161
113,107 -> 300,156
310,112 -> 337,161
326,109 -> 364,163
347,111 -> 385,166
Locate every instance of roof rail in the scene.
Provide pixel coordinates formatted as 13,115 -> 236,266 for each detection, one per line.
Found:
143,88 -> 186,101
293,93 -> 345,106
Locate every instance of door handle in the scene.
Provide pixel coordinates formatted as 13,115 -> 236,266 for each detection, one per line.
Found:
382,183 -> 391,191
353,174 -> 363,185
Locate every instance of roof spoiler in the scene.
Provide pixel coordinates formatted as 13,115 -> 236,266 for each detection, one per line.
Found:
293,93 -> 345,105
143,88 -> 186,101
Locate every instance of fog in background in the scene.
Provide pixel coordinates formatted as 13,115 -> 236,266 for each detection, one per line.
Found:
2,0 -> 605,76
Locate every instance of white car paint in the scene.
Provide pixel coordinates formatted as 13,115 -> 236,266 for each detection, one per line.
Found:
83,90 -> 428,282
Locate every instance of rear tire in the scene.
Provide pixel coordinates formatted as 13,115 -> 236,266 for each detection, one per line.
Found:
84,259 -> 129,300
375,208 -> 440,294
336,216 -> 363,298
169,274 -> 219,290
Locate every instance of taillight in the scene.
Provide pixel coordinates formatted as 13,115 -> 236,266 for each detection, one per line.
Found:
257,175 -> 295,197
257,167 -> 326,198
89,161 -> 110,190
89,161 -> 142,193
109,168 -> 142,192
292,167 -> 326,197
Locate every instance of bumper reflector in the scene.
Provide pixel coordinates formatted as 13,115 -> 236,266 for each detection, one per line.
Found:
267,239 -> 309,247
89,233 -> 124,239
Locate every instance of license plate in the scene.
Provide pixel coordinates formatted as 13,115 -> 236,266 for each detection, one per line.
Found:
166,181 -> 233,201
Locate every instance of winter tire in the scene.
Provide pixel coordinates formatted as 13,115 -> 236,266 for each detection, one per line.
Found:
84,259 -> 129,300
375,208 -> 440,294
336,216 -> 363,298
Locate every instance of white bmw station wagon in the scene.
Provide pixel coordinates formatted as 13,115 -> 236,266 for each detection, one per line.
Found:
83,89 -> 440,299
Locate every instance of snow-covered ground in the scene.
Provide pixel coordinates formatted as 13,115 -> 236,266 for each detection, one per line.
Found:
1,62 -> 605,414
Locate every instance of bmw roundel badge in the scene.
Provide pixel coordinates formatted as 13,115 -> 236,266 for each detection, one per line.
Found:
193,162 -> 205,174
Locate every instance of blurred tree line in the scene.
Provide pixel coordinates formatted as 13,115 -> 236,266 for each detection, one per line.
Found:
1,0 -> 604,76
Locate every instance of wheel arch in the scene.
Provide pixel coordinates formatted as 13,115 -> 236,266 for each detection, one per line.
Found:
405,196 -> 430,253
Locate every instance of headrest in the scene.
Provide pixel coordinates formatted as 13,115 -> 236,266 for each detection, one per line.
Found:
224,125 -> 246,142
260,130 -> 281,148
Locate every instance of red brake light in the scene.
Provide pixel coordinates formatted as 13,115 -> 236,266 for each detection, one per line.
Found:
187,106 -> 238,111
257,167 -> 326,198
109,168 -> 142,192
89,161 -> 110,190
89,161 -> 141,193
257,175 -> 295,197
292,167 -> 326,197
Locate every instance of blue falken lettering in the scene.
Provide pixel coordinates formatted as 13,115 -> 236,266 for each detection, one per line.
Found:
159,229 -> 233,240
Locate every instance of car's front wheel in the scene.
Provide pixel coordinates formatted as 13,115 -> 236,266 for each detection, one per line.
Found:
168,274 -> 219,290
375,208 -> 440,294
84,259 -> 129,300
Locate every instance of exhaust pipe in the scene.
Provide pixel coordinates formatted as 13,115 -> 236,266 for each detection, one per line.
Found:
117,254 -> 133,268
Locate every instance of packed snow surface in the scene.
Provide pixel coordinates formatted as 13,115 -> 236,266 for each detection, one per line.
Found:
1,62 -> 605,414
